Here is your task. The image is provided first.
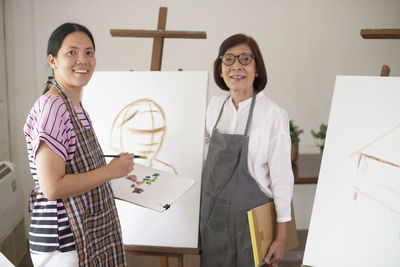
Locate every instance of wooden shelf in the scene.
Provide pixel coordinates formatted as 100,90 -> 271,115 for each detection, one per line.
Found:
125,245 -> 199,255
292,153 -> 322,184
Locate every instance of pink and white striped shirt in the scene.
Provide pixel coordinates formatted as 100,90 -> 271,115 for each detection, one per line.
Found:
24,94 -> 90,253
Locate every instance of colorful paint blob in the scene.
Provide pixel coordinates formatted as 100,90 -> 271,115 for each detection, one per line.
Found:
131,173 -> 161,194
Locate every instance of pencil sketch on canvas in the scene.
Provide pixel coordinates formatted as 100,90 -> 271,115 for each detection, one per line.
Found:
303,76 -> 400,267
351,124 -> 400,218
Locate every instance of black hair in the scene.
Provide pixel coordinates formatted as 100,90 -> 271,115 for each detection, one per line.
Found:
43,23 -> 95,94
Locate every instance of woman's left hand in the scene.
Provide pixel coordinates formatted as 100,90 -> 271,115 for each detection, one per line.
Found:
264,222 -> 287,266
264,237 -> 285,266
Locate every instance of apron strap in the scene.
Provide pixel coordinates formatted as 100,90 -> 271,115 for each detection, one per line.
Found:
244,92 -> 257,136
213,95 -> 231,129
52,81 -> 94,161
213,92 -> 258,136
52,81 -> 85,134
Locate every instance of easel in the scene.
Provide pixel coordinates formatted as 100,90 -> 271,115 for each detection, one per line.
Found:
110,7 -> 206,71
110,7 -> 206,267
125,246 -> 199,267
360,28 -> 400,76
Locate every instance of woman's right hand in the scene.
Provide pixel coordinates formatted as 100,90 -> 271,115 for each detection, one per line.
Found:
107,152 -> 135,179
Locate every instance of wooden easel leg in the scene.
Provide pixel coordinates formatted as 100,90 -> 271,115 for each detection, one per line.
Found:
151,37 -> 164,71
177,255 -> 183,267
184,254 -> 200,267
159,255 -> 183,267
150,7 -> 167,71
160,256 -> 168,267
380,65 -> 390,76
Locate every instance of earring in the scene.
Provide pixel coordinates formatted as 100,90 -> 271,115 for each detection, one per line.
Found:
255,73 -> 259,78
220,74 -> 223,77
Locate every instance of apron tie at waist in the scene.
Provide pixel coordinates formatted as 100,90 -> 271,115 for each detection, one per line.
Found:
28,190 -> 37,213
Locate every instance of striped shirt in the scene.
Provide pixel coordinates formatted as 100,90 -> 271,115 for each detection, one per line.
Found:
24,94 -> 91,253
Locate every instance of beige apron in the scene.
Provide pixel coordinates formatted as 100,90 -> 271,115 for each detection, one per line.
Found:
54,82 -> 126,266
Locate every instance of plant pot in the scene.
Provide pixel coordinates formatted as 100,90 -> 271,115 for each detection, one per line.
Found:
291,142 -> 299,163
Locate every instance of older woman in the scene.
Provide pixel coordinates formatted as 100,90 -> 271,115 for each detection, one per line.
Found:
200,34 -> 294,267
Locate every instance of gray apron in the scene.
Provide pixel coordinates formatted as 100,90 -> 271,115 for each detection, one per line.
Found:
200,93 -> 273,267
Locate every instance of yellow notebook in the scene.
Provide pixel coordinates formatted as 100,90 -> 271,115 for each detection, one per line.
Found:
247,202 -> 299,267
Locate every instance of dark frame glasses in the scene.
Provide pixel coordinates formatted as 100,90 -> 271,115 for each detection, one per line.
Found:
220,52 -> 256,66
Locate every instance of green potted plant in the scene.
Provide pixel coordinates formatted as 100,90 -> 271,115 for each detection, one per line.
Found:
290,120 -> 303,162
311,123 -> 327,153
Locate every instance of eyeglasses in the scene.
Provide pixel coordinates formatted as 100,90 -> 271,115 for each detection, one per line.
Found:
220,52 -> 255,66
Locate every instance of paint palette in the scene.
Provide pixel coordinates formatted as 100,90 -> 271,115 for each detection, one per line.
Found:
111,163 -> 195,212
130,173 -> 160,193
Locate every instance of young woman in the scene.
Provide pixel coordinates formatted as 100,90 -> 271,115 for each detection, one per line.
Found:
24,23 -> 134,266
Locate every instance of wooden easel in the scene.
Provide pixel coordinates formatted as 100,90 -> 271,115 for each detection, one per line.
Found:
125,245 -> 199,267
110,7 -> 205,267
380,65 -> 390,77
360,28 -> 400,76
110,7 -> 206,71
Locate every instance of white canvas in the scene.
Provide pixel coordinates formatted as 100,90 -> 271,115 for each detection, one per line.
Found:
0,252 -> 13,267
303,76 -> 400,267
82,71 -> 208,248
111,163 -> 195,212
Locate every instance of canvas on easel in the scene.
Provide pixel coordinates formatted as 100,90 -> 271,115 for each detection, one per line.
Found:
247,202 -> 298,267
303,76 -> 400,267
82,71 -> 207,248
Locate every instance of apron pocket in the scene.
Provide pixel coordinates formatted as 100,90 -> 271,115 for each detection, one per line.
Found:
200,192 -> 235,265
85,184 -> 111,214
200,191 -> 231,235
84,206 -> 117,263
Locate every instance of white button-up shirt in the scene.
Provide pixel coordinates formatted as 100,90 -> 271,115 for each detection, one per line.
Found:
205,91 -> 294,222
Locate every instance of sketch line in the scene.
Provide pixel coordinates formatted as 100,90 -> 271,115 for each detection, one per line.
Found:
354,186 -> 400,216
359,153 -> 400,169
351,123 -> 400,157
154,158 -> 178,175
109,98 -> 177,174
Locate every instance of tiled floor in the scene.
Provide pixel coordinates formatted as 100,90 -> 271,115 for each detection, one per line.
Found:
279,229 -> 307,267
17,230 -> 308,267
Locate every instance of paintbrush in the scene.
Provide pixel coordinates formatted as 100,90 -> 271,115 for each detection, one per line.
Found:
101,154 -> 148,159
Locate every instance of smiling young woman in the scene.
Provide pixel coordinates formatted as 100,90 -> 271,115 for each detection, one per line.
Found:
24,23 -> 135,266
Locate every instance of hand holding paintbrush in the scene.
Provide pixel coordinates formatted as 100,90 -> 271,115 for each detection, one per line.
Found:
102,153 -> 146,181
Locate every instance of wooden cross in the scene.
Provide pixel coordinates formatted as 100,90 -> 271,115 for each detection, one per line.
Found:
110,7 -> 207,71
360,28 -> 400,76
360,29 -> 400,39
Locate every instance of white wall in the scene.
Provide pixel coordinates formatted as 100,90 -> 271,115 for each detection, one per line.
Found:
4,0 -> 400,231
4,0 -> 37,233
0,0 -> 10,161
